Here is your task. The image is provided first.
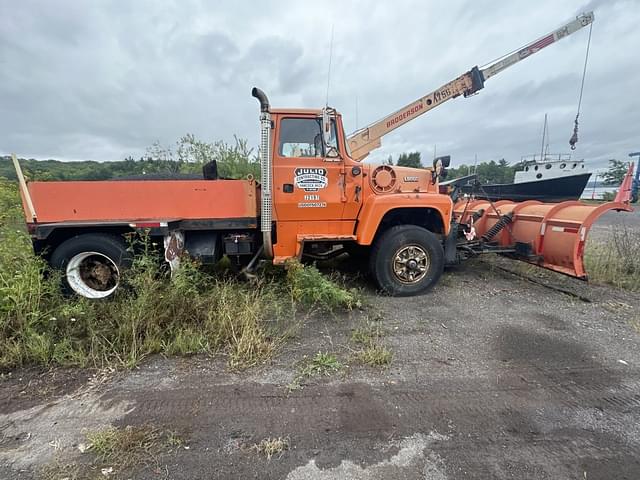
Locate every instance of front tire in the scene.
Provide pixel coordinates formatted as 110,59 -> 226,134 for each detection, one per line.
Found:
50,234 -> 132,299
369,225 -> 444,296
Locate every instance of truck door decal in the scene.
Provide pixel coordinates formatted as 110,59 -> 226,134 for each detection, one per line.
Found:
294,168 -> 328,192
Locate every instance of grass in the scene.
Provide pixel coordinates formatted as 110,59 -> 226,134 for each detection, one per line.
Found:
0,178 -> 359,371
298,351 -> 343,377
288,351 -> 343,390
86,425 -> 166,465
354,343 -> 393,366
251,436 -> 290,460
584,225 -> 640,291
350,321 -> 393,367
41,425 -> 186,479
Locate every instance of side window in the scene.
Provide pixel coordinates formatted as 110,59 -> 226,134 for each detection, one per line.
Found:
279,118 -> 338,158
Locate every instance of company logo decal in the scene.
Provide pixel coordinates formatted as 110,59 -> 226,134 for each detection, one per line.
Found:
386,103 -> 423,128
294,168 -> 328,191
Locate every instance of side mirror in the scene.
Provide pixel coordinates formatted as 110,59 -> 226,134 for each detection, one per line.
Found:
321,107 -> 341,160
432,155 -> 450,183
321,107 -> 332,146
435,155 -> 451,168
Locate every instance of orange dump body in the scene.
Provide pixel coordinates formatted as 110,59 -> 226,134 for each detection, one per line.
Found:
454,199 -> 633,278
24,179 -> 259,224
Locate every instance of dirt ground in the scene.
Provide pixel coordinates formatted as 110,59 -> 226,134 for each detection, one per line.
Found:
1,210 -> 639,480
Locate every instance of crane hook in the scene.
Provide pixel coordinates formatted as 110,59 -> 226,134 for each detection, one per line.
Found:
569,21 -> 592,151
569,114 -> 579,150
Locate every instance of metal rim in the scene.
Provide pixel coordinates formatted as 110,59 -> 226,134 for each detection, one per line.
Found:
66,251 -> 120,299
392,244 -> 430,284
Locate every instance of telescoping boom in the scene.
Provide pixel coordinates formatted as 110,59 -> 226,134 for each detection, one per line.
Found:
347,12 -> 594,160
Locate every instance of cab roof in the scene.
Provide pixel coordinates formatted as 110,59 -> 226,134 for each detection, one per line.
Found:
269,108 -> 321,115
269,108 -> 340,116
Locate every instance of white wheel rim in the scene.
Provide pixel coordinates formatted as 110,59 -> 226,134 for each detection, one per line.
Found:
66,251 -> 120,299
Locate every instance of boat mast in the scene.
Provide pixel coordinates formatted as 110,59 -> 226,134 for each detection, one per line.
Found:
539,113 -> 548,162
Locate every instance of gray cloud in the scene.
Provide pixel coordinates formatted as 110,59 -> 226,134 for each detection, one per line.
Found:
1,0 -> 638,172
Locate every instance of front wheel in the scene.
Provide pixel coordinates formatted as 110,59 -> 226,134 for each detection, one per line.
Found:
50,234 -> 133,299
369,225 -> 444,296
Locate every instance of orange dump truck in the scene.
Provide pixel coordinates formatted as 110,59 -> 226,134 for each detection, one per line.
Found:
13,11 -> 632,299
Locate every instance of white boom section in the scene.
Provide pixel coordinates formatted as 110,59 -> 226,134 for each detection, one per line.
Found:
347,12 -> 594,161
481,12 -> 594,80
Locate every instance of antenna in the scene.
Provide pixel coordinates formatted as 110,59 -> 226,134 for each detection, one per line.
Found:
355,95 -> 359,130
325,25 -> 334,107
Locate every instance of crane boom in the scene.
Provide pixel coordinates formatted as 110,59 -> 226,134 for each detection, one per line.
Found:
347,11 -> 594,161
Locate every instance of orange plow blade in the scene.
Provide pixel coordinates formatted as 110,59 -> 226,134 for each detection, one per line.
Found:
453,199 -> 633,279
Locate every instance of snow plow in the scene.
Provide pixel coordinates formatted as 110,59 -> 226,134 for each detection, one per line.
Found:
452,197 -> 633,279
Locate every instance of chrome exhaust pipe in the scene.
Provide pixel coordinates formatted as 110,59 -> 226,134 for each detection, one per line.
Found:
252,87 -> 273,258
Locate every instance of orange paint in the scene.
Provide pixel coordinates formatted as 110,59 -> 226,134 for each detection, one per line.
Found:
454,199 -> 633,279
27,179 -> 258,223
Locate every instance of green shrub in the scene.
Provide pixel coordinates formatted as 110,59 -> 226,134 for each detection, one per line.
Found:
286,261 -> 360,312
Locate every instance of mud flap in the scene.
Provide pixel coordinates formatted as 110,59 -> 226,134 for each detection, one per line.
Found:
454,200 -> 633,279
444,221 -> 459,265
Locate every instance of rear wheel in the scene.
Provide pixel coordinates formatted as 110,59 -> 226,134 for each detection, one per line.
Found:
50,234 -> 132,299
369,225 -> 444,296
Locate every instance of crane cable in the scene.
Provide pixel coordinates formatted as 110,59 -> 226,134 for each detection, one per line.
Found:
569,21 -> 593,150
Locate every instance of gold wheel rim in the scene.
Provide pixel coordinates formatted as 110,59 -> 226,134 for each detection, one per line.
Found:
392,245 -> 429,284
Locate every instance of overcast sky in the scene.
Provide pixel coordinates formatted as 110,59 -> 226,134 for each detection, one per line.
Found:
1,0 -> 638,172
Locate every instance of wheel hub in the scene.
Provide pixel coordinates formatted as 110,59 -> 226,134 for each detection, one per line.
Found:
66,251 -> 120,299
392,245 -> 430,284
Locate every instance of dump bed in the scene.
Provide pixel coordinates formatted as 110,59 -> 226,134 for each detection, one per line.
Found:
22,179 -> 259,225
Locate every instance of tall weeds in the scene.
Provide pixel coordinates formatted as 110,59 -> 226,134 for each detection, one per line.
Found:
0,179 -> 359,371
584,225 -> 640,291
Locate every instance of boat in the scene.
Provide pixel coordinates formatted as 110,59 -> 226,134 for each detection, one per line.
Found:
453,154 -> 592,202
444,115 -> 592,202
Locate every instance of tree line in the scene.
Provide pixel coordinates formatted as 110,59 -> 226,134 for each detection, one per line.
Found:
386,151 -> 517,184
0,135 -> 260,182
0,139 -> 630,186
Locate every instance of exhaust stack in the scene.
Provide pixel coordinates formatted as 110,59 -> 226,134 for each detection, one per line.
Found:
252,87 -> 273,258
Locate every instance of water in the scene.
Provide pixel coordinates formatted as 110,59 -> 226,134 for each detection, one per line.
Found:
580,186 -> 618,200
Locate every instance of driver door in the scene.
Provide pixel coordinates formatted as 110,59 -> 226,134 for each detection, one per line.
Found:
272,115 -> 344,223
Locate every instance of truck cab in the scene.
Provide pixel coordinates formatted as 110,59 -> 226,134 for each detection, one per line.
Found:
254,88 -> 452,295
